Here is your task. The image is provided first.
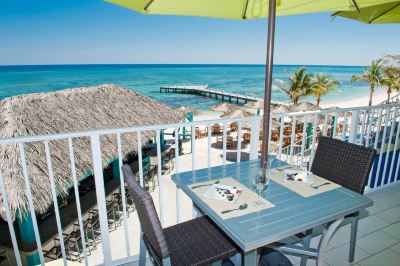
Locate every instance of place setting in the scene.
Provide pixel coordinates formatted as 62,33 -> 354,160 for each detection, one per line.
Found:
272,164 -> 340,197
190,177 -> 275,220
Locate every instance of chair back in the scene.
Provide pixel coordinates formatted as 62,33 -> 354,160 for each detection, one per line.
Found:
121,165 -> 170,259
311,136 -> 376,194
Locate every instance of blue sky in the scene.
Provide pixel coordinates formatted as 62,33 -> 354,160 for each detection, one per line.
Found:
0,0 -> 399,66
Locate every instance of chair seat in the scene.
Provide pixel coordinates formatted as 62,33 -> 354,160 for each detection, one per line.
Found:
258,247 -> 293,266
163,216 -> 238,266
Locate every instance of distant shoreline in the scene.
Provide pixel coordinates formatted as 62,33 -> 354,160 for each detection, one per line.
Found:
0,63 -> 366,68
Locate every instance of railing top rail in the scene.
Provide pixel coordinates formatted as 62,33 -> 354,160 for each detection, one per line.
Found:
0,103 -> 399,145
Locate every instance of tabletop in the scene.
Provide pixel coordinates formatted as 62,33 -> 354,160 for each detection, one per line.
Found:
171,159 -> 373,253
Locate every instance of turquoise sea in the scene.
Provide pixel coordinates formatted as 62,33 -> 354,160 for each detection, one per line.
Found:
0,64 -> 367,110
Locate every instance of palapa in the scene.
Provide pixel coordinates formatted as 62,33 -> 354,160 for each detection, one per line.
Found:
0,84 -> 183,219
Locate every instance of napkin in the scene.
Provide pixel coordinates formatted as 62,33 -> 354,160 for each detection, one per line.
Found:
203,184 -> 242,204
283,169 -> 312,184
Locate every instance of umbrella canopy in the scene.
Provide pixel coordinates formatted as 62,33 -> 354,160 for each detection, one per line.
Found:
106,0 -> 393,19
209,102 -> 240,113
176,106 -> 201,115
333,2 -> 400,24
0,84 -> 183,218
271,104 -> 291,113
244,100 -> 266,109
220,109 -> 253,119
107,0 -> 397,181
290,102 -> 321,112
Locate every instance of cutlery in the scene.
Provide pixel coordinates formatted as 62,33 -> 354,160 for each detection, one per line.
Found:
191,180 -> 220,189
276,165 -> 293,171
311,182 -> 331,189
221,203 -> 248,214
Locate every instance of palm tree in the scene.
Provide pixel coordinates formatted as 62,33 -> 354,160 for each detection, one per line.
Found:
310,74 -> 340,107
351,59 -> 385,106
274,67 -> 314,104
382,67 -> 400,101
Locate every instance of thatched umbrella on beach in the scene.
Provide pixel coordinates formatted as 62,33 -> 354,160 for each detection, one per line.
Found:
244,100 -> 264,109
271,104 -> 291,114
176,106 -> 201,116
209,103 -> 240,113
220,109 -> 253,119
221,109 -> 254,129
290,102 -> 321,112
0,84 -> 183,218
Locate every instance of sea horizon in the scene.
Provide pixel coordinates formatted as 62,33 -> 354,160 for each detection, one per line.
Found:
0,63 -> 372,110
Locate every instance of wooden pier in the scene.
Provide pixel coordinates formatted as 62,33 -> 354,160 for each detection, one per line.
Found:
160,85 -> 262,104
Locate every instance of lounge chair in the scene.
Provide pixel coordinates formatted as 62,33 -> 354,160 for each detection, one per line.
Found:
121,165 -> 239,266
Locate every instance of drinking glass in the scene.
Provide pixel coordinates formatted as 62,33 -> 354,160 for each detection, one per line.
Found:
254,179 -> 266,207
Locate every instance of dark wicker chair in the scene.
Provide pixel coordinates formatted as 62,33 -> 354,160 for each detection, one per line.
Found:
311,136 -> 375,263
121,164 -> 238,266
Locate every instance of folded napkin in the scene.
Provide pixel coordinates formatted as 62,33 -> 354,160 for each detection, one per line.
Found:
203,184 -> 242,204
283,169 -> 312,184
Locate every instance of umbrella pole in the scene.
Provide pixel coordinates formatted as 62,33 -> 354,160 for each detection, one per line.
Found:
260,0 -> 277,182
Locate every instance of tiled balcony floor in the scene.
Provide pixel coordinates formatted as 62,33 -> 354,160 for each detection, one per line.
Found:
286,183 -> 400,266
124,183 -> 400,266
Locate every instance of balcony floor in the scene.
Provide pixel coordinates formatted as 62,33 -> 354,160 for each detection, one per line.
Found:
123,183 -> 400,266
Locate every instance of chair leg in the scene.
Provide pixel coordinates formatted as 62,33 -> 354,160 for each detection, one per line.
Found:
349,214 -> 359,263
139,234 -> 147,266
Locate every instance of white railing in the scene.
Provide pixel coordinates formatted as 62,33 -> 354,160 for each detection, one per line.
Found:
0,103 -> 399,266
380,93 -> 400,105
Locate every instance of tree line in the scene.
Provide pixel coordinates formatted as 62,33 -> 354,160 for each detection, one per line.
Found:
274,55 -> 400,107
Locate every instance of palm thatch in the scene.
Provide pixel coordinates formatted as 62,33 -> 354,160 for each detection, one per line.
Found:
271,104 -> 291,114
0,84 -> 183,219
290,102 -> 321,112
220,109 -> 253,119
244,101 -> 264,109
209,103 -> 240,113
175,106 -> 201,116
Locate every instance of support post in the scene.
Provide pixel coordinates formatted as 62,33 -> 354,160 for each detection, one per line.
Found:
260,0 -> 277,182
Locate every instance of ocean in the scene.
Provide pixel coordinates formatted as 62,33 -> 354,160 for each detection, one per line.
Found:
0,64 -> 367,110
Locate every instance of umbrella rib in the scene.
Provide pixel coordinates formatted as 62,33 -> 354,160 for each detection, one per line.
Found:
368,2 -> 400,23
351,0 -> 360,13
144,0 -> 154,12
242,0 -> 250,19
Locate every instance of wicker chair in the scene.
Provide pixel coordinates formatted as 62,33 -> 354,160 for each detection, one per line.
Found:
311,136 -> 375,263
121,165 -> 238,266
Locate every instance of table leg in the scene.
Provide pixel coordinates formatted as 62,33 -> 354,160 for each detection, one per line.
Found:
192,203 -> 203,218
242,249 -> 259,266
300,229 -> 313,266
317,218 -> 344,266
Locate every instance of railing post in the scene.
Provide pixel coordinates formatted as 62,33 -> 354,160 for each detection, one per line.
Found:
349,110 -> 359,143
249,118 -> 261,160
0,169 -> 22,266
90,135 -> 112,265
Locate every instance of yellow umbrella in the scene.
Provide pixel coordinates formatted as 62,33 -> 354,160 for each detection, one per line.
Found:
106,0 -> 395,180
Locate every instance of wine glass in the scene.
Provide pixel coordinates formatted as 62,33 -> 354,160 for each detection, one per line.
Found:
254,179 -> 266,207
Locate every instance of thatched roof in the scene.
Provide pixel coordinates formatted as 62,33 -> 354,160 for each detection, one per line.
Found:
271,104 -> 291,114
290,102 -> 320,112
209,103 -> 240,113
220,109 -> 253,119
175,106 -> 201,116
0,84 -> 183,219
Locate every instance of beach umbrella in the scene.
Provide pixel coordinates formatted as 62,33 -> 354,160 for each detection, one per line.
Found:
176,106 -> 201,115
271,104 -> 291,113
220,109 -> 253,119
244,100 -> 265,109
107,0 -> 396,181
209,102 -> 240,113
333,2 -> 400,24
290,102 -> 321,112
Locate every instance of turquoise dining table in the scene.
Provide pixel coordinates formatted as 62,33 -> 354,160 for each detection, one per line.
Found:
171,159 -> 373,266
